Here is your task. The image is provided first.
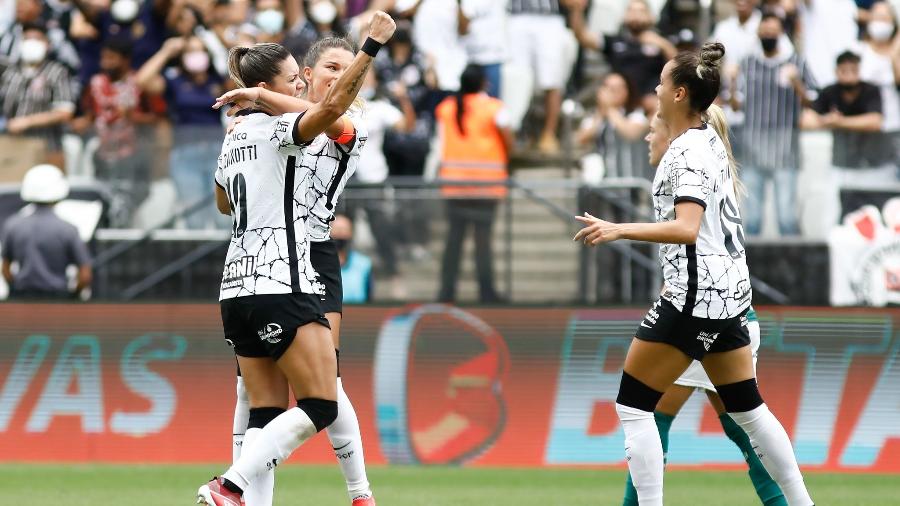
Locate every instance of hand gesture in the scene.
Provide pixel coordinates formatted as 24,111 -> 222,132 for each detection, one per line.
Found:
781,63 -> 800,85
367,11 -> 396,44
213,87 -> 261,116
573,212 -> 621,245
163,37 -> 187,56
821,110 -> 842,128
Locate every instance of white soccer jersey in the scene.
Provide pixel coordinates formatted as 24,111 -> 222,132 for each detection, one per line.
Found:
653,124 -> 752,319
304,111 -> 368,242
214,112 -> 324,301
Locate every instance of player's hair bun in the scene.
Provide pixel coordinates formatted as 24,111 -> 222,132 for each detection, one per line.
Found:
697,42 -> 725,79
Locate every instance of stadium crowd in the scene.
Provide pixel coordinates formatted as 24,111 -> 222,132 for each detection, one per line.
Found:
0,0 -> 898,294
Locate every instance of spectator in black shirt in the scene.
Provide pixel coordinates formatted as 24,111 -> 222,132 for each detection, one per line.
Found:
807,50 -> 890,221
809,51 -> 885,171
568,0 -> 677,114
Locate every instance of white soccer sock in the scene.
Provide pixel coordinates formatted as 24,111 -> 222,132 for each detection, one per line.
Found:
242,428 -> 274,506
223,407 -> 318,491
616,403 -> 664,506
233,376 -> 250,463
326,378 -> 372,499
729,405 -> 814,506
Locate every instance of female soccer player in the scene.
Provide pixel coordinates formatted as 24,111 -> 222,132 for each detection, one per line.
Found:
197,12 -> 395,506
620,106 -> 785,506
575,43 -> 814,506
215,37 -> 375,506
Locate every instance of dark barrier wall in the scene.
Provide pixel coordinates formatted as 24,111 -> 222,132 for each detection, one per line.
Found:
0,304 -> 898,472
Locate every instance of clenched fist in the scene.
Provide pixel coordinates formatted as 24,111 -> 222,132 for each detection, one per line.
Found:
367,11 -> 396,44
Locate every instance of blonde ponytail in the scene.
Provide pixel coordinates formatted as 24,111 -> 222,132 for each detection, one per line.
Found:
704,104 -> 744,200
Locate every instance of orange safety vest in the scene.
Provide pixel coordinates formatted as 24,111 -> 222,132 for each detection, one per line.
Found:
436,93 -> 509,198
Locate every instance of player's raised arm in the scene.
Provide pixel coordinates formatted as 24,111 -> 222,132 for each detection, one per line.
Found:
295,11 -> 395,143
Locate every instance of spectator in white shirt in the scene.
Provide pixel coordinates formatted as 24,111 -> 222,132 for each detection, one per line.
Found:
458,0 -> 506,98
798,0 -> 859,86
858,1 -> 900,166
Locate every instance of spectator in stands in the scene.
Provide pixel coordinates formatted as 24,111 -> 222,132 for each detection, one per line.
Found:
808,51 -> 887,194
798,0 -> 858,86
73,37 -> 155,227
710,0 -> 793,162
568,0 -> 677,116
332,214 -> 374,304
375,19 -> 437,261
859,1 -> 900,168
136,36 -> 225,229
0,22 -> 76,171
209,0 -> 251,49
436,64 -> 512,303
731,13 -> 816,236
575,72 -> 650,179
458,0 -> 506,98
711,0 -> 792,70
401,0 -> 467,111
284,0 -> 349,62
0,0 -> 80,73
507,0 -> 571,153
70,0 -> 172,87
761,0 -> 799,39
1,164 -> 91,300
352,69 -> 414,296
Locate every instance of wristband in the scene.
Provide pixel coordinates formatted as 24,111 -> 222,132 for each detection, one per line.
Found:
361,37 -> 383,58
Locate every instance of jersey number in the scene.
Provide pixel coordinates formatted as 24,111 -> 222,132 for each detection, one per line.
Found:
719,196 -> 745,258
227,174 -> 247,238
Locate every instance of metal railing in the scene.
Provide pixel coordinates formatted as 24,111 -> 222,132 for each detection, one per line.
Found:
85,176 -> 790,305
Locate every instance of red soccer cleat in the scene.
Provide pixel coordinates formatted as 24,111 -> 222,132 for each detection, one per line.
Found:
197,477 -> 244,506
351,494 -> 376,506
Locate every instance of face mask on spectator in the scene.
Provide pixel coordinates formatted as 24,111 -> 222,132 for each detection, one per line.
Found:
20,39 -> 47,64
759,36 -> 778,53
868,21 -> 894,42
255,9 -> 285,34
183,51 -> 210,73
310,1 -> 337,25
838,82 -> 860,93
111,0 -> 140,23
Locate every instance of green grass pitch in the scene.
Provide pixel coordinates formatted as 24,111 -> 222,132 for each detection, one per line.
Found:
0,464 -> 894,505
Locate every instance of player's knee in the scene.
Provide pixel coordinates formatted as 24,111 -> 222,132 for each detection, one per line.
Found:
248,407 -> 286,429
715,378 -> 764,413
616,371 -> 664,413
297,397 -> 338,432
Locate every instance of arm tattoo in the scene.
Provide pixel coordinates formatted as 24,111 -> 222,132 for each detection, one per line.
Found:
345,61 -> 372,96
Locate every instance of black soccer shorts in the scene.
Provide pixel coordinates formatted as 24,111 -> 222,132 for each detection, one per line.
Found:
220,292 -> 330,360
635,297 -> 751,361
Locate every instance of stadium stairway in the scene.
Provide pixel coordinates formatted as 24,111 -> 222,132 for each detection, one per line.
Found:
369,168 -> 583,304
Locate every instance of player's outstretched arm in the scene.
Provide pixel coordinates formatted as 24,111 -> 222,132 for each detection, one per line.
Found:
214,88 -> 316,117
295,11 -> 395,142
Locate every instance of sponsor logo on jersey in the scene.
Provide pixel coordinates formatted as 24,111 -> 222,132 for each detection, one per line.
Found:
222,256 -> 255,289
258,323 -> 283,344
697,331 -> 720,351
